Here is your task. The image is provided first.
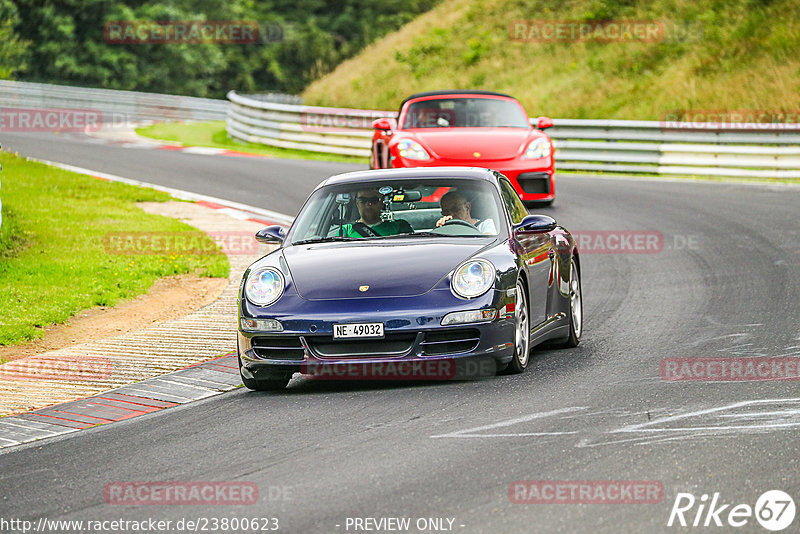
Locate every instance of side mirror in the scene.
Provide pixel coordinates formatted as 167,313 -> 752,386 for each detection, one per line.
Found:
514,215 -> 557,233
372,117 -> 397,131
535,116 -> 554,130
255,225 -> 286,244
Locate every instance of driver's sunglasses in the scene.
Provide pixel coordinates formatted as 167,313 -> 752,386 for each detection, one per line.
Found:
356,197 -> 381,205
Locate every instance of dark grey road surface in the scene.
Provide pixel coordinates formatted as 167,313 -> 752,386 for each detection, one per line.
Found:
0,132 -> 360,215
2,132 -> 800,533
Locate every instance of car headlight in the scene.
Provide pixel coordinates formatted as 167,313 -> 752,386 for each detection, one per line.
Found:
244,267 -> 284,306
451,259 -> 496,299
523,138 -> 551,159
396,139 -> 430,160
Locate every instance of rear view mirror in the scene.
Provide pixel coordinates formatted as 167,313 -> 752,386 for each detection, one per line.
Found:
392,190 -> 422,202
255,225 -> 286,244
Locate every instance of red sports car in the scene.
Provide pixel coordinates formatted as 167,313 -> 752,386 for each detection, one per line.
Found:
370,90 -> 556,206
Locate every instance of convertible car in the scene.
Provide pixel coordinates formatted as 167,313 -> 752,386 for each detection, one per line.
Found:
238,167 -> 581,391
370,91 -> 556,206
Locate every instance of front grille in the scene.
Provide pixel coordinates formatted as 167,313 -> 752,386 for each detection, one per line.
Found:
307,333 -> 417,358
420,329 -> 480,356
517,172 -> 551,194
251,336 -> 305,360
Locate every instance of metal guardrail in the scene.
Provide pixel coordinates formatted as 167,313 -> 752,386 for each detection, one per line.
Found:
227,91 -> 800,179
226,90 -> 380,157
550,119 -> 800,178
0,80 -> 228,123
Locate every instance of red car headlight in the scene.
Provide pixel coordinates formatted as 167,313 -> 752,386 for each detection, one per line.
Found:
396,139 -> 430,160
523,138 -> 551,159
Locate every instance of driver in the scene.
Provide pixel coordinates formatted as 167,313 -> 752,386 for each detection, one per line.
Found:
339,189 -> 414,238
436,191 -> 497,234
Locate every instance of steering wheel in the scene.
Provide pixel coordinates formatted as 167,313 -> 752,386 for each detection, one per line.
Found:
443,218 -> 479,230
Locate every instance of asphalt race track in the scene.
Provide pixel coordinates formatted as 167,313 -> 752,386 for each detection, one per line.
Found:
2,131 -> 800,533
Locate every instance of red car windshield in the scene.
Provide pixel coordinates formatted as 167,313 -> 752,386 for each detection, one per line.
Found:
402,97 -> 530,129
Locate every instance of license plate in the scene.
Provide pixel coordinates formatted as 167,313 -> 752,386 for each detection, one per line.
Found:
333,322 -> 384,339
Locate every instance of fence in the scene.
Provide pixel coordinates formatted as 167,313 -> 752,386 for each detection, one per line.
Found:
226,91 -> 800,179
0,80 -> 228,124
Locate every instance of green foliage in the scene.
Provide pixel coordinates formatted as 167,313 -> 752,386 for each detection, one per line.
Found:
0,0 -> 30,78
395,28 -> 451,79
6,0 -> 441,96
303,0 -> 800,119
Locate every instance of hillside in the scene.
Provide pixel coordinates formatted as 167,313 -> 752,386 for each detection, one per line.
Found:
302,0 -> 800,120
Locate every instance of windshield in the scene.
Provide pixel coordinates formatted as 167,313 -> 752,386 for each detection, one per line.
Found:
401,97 -> 530,129
289,178 -> 503,244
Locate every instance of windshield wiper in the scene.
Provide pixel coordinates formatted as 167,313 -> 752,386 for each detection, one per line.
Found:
292,236 -> 360,245
378,232 -> 487,238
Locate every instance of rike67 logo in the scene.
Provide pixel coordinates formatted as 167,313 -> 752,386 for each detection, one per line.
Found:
668,490 -> 795,531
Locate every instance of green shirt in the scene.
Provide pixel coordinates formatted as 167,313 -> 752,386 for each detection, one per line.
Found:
338,219 -> 414,238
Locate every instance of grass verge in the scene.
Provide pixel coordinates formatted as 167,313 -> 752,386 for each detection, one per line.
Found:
302,0 -> 800,119
135,121 -> 368,165
0,150 -> 229,349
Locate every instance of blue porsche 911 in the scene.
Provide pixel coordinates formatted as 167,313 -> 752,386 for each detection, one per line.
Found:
237,167 -> 582,390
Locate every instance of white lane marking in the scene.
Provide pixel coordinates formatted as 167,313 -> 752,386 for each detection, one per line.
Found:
118,388 -> 194,403
154,378 -> 225,392
0,420 -> 60,435
613,397 -> 800,434
181,146 -> 225,155
430,406 -> 587,439
437,432 -> 579,438
217,207 -> 251,220
430,398 -> 800,446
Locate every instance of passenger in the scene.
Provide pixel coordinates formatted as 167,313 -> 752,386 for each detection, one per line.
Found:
339,189 -> 413,238
436,191 -> 497,234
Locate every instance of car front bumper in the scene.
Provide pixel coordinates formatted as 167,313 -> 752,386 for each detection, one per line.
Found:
238,291 -> 516,380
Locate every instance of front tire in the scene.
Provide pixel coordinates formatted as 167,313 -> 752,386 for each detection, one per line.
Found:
560,257 -> 582,348
505,278 -> 531,374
